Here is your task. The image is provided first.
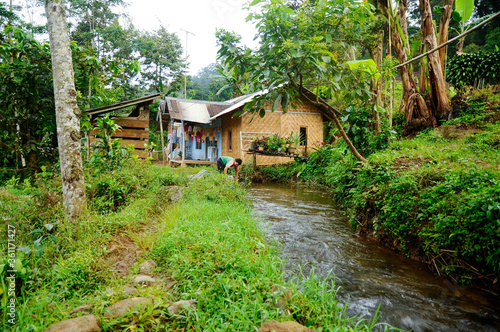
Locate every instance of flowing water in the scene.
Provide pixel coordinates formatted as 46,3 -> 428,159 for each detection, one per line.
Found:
249,184 -> 500,332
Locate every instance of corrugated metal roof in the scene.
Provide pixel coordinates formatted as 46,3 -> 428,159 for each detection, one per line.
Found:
162,85 -> 334,124
209,91 -> 263,121
163,97 -> 233,124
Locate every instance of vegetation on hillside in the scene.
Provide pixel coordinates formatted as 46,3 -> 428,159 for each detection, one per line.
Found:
248,88 -> 500,287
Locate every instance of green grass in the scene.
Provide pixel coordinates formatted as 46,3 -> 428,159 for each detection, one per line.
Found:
0,163 -> 398,331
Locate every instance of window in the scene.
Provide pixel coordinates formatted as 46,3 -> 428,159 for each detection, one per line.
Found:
196,139 -> 202,150
228,130 -> 233,151
299,127 -> 307,146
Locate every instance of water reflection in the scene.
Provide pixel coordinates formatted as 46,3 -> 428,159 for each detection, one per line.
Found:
250,184 -> 500,332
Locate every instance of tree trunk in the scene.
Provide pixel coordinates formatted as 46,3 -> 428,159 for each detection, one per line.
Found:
373,31 -> 383,134
438,0 -> 455,71
456,38 -> 465,55
420,0 -> 451,120
390,1 -> 419,122
45,0 -> 87,220
375,0 -> 438,134
329,111 -> 368,164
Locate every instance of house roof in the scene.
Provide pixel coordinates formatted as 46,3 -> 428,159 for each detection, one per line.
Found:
160,86 -> 339,124
161,92 -> 265,124
86,93 -> 161,117
162,97 -> 232,124
208,91 -> 264,121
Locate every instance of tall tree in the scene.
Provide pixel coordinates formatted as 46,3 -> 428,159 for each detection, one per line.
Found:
45,0 -> 86,220
135,25 -> 184,92
68,0 -> 125,55
217,0 -> 371,163
375,0 -> 430,133
186,63 -> 234,101
438,0 -> 455,69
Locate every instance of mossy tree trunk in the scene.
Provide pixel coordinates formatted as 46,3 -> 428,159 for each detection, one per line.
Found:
45,0 -> 87,220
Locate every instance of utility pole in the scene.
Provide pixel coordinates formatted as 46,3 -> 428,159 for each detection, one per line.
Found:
180,29 -> 195,98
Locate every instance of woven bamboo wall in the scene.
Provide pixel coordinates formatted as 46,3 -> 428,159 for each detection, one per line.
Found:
235,97 -> 323,166
221,113 -> 242,160
238,112 -> 279,165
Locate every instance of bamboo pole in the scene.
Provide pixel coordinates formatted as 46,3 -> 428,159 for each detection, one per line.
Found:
394,11 -> 500,69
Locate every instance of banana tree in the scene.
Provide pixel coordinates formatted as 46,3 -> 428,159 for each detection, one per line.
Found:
419,0 -> 452,120
374,0 -> 452,133
374,0 -> 435,133
454,0 -> 475,54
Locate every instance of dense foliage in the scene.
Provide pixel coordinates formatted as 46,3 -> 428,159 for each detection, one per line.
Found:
0,27 -> 56,176
447,51 -> 500,87
253,92 -> 500,285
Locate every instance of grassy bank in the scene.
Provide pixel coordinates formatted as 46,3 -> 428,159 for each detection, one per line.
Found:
1,163 -> 397,331
250,90 -> 500,287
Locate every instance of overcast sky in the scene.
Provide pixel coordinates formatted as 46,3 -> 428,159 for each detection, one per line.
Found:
126,0 -> 259,75
23,0 -> 258,75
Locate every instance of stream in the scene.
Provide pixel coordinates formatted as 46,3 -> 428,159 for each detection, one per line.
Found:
249,184 -> 500,332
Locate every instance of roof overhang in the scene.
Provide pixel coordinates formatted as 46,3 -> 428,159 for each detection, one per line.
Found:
163,97 -> 232,124
208,90 -> 264,121
86,93 -> 161,117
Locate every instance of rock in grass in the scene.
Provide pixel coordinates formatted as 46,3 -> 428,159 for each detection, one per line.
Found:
104,297 -> 152,318
259,320 -> 317,332
44,315 -> 101,332
122,286 -> 137,296
134,275 -> 156,285
188,169 -> 208,179
166,186 -> 185,202
167,299 -> 197,315
69,304 -> 93,314
139,260 -> 157,274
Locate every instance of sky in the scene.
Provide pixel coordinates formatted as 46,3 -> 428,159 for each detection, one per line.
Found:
20,0 -> 259,75
126,0 -> 259,76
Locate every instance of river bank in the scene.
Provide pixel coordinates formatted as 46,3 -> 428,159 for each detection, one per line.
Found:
250,184 -> 500,331
0,164 -> 397,331
243,94 -> 500,290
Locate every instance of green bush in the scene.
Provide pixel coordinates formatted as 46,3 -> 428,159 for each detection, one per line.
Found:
342,106 -> 396,155
327,161 -> 500,282
447,51 -> 500,87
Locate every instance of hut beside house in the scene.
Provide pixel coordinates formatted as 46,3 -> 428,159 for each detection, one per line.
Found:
86,93 -> 161,158
159,90 -> 327,166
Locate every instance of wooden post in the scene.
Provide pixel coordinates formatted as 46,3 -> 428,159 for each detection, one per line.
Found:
85,131 -> 90,160
253,152 -> 256,169
169,119 -> 174,166
181,120 -> 186,167
159,106 -> 165,164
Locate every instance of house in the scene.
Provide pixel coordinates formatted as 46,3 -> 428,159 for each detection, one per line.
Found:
159,90 -> 327,166
86,93 -> 161,158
